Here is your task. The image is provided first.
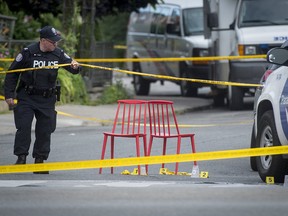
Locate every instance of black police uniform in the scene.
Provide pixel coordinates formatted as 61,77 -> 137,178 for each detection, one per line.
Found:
4,42 -> 80,160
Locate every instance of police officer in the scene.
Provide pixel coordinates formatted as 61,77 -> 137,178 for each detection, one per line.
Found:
4,26 -> 80,173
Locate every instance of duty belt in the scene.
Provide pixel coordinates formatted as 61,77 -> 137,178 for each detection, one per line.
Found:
24,85 -> 56,98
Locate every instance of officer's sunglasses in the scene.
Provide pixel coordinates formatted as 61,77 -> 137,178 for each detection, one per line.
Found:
45,38 -> 58,45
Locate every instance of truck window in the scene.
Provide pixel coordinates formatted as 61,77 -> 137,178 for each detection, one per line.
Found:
128,6 -> 152,33
150,6 -> 170,35
167,8 -> 181,35
238,0 -> 288,28
182,8 -> 204,36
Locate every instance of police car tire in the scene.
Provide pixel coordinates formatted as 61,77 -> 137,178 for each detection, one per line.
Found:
250,123 -> 257,171
255,110 -> 288,183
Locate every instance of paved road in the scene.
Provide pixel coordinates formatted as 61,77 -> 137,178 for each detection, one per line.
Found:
0,179 -> 287,216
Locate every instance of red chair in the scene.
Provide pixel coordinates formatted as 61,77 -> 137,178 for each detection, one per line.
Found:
147,100 -> 197,174
99,99 -> 148,174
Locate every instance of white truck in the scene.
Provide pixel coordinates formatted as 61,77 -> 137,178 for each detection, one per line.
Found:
126,0 -> 211,97
204,0 -> 288,110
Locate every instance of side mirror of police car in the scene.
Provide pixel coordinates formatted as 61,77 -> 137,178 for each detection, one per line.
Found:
267,47 -> 288,66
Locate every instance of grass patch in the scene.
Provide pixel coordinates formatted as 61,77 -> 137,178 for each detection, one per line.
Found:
92,79 -> 132,105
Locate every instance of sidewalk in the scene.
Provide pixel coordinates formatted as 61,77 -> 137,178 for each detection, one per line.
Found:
0,96 -> 213,135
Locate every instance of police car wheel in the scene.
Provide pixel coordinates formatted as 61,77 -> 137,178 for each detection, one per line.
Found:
255,110 -> 287,183
250,123 -> 257,171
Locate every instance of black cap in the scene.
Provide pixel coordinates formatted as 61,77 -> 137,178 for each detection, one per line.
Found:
40,26 -> 62,42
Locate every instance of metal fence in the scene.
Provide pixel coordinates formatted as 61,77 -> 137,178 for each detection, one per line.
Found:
79,42 -> 114,91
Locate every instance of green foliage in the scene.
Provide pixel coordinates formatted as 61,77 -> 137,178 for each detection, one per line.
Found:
98,12 -> 129,67
38,13 -> 61,29
98,13 -> 130,44
0,48 -> 12,95
93,0 -> 161,18
97,79 -> 132,105
2,0 -> 61,18
0,75 -> 4,95
13,12 -> 41,40
57,68 -> 89,104
59,1 -> 80,56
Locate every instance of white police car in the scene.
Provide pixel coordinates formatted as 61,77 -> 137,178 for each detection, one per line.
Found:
250,47 -> 288,183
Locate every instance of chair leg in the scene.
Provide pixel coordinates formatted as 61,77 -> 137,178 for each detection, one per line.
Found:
190,135 -> 197,166
135,136 -> 141,175
111,136 -> 115,174
143,136 -> 148,174
148,136 -> 153,156
99,135 -> 108,174
162,138 -> 167,168
175,137 -> 182,174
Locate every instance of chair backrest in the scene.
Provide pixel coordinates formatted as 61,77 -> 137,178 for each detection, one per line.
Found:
147,100 -> 180,136
111,99 -> 147,135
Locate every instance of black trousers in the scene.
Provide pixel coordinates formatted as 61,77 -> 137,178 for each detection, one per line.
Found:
13,97 -> 57,160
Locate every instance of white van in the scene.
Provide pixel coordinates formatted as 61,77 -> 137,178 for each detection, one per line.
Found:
204,0 -> 288,110
126,0 -> 211,96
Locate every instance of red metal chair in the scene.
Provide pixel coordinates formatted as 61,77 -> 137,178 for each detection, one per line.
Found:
99,99 -> 148,174
147,100 -> 197,174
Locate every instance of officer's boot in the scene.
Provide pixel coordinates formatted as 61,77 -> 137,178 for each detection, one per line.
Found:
33,157 -> 49,174
15,155 -> 26,165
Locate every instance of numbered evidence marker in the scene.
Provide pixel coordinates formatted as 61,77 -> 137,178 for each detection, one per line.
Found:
200,171 -> 209,178
131,168 -> 139,175
266,176 -> 275,184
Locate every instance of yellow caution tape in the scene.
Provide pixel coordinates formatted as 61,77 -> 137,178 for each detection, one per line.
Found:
0,55 -> 266,63
113,45 -> 127,50
0,63 -> 70,74
0,146 -> 287,174
73,55 -> 266,63
80,63 -> 262,87
0,61 -> 262,87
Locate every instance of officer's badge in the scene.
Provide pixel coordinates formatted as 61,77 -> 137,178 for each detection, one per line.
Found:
51,27 -> 57,35
15,53 -> 23,62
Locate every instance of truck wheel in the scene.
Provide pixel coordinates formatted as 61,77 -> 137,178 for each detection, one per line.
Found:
228,86 -> 244,110
180,65 -> 197,97
212,87 -> 226,106
213,94 -> 225,106
250,123 -> 257,171
255,110 -> 288,183
133,62 -> 150,95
